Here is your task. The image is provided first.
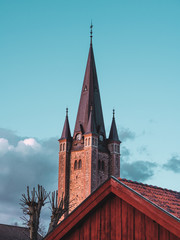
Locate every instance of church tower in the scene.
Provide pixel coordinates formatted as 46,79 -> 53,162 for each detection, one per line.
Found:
58,25 -> 121,213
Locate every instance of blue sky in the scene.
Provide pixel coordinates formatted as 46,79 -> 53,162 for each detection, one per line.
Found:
0,0 -> 180,232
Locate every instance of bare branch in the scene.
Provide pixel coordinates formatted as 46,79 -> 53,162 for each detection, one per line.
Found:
20,185 -> 50,240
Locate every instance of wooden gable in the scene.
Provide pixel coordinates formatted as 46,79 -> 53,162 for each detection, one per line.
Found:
44,178 -> 180,240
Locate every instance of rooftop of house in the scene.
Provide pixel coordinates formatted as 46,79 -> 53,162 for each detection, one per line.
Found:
0,224 -> 43,240
119,178 -> 180,219
44,177 -> 180,239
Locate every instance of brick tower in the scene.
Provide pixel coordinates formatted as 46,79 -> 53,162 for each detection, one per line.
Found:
58,26 -> 121,213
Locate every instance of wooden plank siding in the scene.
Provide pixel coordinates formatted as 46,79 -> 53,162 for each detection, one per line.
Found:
45,179 -> 180,240
60,194 -> 180,240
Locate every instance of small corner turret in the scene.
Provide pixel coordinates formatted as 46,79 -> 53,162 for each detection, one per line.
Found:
108,109 -> 121,178
58,108 -> 71,215
59,108 -> 71,153
59,108 -> 71,140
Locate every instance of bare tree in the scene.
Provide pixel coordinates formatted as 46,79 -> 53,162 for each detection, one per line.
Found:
20,185 -> 49,240
48,191 -> 68,233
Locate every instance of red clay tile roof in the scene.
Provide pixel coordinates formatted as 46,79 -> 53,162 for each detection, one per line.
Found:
119,178 -> 180,219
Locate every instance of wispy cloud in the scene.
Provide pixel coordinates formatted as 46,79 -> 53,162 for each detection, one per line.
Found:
121,160 -> 157,181
137,145 -> 149,156
121,146 -> 131,158
119,127 -> 136,142
163,155 -> 180,173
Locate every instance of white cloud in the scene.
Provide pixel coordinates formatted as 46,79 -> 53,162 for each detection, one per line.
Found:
0,137 -> 41,156
0,138 -> 14,156
16,138 -> 41,154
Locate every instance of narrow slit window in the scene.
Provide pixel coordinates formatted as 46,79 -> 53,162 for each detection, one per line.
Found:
98,160 -> 101,170
102,161 -> 105,171
74,160 -> 77,170
78,160 -> 82,169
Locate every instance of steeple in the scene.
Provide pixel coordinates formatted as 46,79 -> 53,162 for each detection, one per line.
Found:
58,27 -> 121,216
60,108 -> 71,140
109,110 -> 120,142
73,25 -> 105,138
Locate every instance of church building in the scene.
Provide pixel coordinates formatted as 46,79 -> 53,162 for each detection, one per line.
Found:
45,27 -> 180,239
58,25 -> 121,213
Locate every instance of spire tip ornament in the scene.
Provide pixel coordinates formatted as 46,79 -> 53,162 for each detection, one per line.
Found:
90,22 -> 93,43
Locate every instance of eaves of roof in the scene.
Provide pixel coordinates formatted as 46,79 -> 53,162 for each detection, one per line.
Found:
44,177 -> 180,240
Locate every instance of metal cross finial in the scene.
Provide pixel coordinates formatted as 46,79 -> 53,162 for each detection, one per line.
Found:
113,109 -> 115,118
90,22 -> 93,43
66,108 -> 68,117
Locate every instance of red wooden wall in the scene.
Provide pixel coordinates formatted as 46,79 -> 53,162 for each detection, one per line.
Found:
61,194 -> 180,240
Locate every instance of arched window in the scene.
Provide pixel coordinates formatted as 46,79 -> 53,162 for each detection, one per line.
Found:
63,143 -> 65,151
74,160 -> 77,170
98,160 -> 101,170
60,144 -> 62,151
85,138 -> 87,146
78,159 -> 82,169
102,161 -> 105,171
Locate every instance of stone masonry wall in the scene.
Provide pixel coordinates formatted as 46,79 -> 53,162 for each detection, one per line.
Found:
58,152 -> 66,202
91,147 -> 98,192
97,152 -> 109,187
69,149 -> 91,212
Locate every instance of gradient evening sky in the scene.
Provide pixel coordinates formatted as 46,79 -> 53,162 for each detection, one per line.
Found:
0,0 -> 180,228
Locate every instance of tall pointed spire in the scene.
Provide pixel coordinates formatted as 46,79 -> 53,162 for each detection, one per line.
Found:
60,108 -> 71,140
73,25 -> 106,138
109,109 -> 120,142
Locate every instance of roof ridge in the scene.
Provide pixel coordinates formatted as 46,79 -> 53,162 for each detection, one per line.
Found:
119,178 -> 180,194
0,223 -> 27,229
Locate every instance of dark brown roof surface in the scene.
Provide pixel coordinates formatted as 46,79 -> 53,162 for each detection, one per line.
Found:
60,110 -> 71,140
119,178 -> 180,219
85,107 -> 97,134
108,113 -> 120,142
0,224 -> 43,240
73,43 -> 106,138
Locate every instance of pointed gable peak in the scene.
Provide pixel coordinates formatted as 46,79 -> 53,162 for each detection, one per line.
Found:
60,108 -> 71,140
109,109 -> 120,142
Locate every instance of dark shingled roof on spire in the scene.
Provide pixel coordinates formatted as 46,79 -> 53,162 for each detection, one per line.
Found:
109,112 -> 120,142
73,43 -> 106,137
85,107 -> 97,134
60,110 -> 71,140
